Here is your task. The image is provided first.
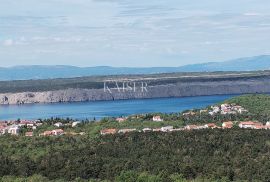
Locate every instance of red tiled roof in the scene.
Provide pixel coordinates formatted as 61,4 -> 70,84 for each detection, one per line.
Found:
223,121 -> 234,125
207,123 -> 217,127
240,121 -> 257,125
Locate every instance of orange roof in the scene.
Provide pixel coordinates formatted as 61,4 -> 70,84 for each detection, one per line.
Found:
240,121 -> 257,125
207,123 -> 217,127
20,120 -> 34,124
223,121 -> 234,125
254,125 -> 265,129
43,131 -> 53,135
185,125 -> 198,130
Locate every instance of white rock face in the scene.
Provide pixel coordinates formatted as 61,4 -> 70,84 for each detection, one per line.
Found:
1,80 -> 270,105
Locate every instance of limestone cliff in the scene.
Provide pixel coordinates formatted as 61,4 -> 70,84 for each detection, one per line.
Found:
1,78 -> 270,105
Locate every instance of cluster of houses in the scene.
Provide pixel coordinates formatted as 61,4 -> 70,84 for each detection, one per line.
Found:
0,120 -> 42,136
100,126 -> 175,135
0,120 -> 81,137
100,121 -> 270,135
115,116 -> 164,122
39,129 -> 64,136
209,103 -> 248,115
182,103 -> 248,116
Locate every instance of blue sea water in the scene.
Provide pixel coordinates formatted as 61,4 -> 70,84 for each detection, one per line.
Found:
0,95 -> 237,120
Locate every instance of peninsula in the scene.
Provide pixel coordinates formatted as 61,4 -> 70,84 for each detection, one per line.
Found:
1,71 -> 270,105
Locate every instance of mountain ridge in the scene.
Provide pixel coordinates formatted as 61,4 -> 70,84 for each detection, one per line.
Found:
1,55 -> 270,80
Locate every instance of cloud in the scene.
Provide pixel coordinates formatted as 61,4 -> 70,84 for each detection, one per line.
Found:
3,39 -> 14,46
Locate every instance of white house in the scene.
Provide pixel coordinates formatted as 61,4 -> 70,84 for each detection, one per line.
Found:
161,126 -> 173,132
118,129 -> 136,134
7,125 -> 20,135
142,128 -> 152,132
51,129 -> 64,136
239,121 -> 263,129
72,121 -> 80,127
153,116 -> 163,122
54,122 -> 63,127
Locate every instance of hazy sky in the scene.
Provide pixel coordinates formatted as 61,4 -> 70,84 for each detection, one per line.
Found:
0,0 -> 270,67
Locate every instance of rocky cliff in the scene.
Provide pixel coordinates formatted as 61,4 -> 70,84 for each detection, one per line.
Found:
1,78 -> 270,105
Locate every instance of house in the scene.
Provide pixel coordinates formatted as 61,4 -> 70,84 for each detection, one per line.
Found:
200,110 -> 208,114
0,122 -> 7,127
40,131 -> 53,136
72,121 -> 80,127
239,121 -> 263,129
116,117 -> 127,123
153,116 -> 163,122
183,111 -> 196,116
254,125 -> 266,130
52,129 -> 64,136
152,128 -> 161,132
161,126 -> 174,132
118,129 -> 136,134
36,123 -> 43,127
172,128 -> 185,131
142,128 -> 152,132
25,132 -> 33,137
204,123 -> 218,129
221,104 -> 229,109
19,120 -> 35,127
210,106 -> 220,115
54,122 -> 63,127
7,125 -> 20,135
185,125 -> 199,130
237,108 -> 248,114
222,121 -> 234,129
0,126 -> 8,135
100,128 -> 117,135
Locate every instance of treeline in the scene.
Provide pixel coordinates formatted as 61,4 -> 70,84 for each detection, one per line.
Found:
1,129 -> 270,181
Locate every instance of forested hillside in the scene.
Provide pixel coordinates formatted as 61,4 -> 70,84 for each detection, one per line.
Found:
1,94 -> 270,182
1,129 -> 270,182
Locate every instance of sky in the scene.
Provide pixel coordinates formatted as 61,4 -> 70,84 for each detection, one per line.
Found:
0,0 -> 270,67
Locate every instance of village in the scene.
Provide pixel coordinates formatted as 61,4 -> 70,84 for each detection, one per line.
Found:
101,119 -> 270,135
101,103 -> 270,135
0,103 -> 269,137
0,119 -> 83,137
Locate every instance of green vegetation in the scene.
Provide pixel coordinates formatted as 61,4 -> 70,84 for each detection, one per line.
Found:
1,129 -> 270,181
226,94 -> 270,121
1,94 -> 270,181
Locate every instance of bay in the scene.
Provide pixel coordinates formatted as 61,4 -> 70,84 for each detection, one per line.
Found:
0,95 -> 237,120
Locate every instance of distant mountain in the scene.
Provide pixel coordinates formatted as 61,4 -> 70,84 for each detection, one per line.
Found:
177,55 -> 270,72
1,55 -> 270,80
